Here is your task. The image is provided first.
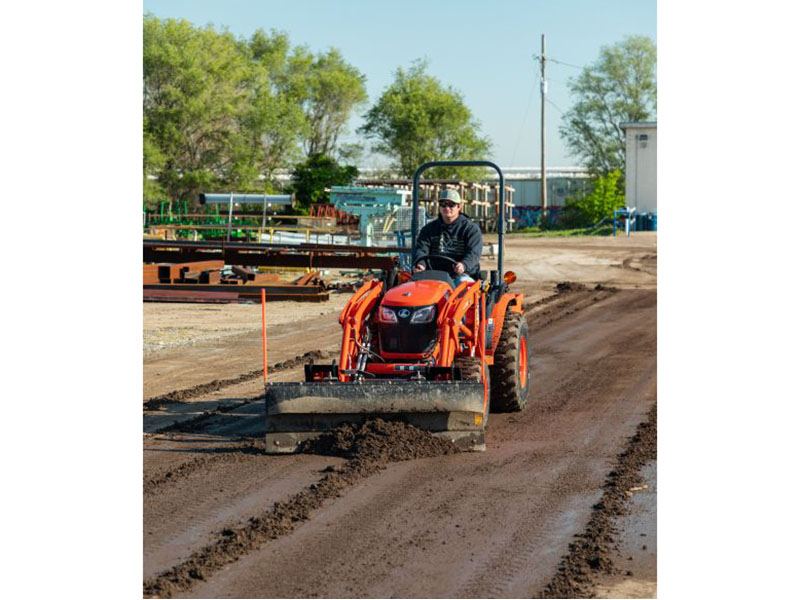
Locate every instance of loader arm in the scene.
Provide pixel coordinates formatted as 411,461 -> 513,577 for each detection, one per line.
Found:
436,280 -> 483,366
338,279 -> 384,381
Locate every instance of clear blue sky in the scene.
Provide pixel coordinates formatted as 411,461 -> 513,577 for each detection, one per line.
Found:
143,0 -> 656,169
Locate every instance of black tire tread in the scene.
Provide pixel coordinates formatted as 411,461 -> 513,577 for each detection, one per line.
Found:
489,311 -> 530,412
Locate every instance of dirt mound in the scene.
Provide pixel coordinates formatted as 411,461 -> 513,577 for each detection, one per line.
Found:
302,418 -> 459,463
555,281 -> 587,293
144,420 -> 458,598
540,403 -> 656,598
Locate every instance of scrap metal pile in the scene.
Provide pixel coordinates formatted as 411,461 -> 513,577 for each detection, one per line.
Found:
143,239 -> 410,304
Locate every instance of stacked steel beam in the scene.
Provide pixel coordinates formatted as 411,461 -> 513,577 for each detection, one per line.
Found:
143,239 -> 407,270
143,239 -> 407,304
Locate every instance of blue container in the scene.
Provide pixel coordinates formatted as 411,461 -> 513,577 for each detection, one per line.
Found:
650,213 -> 657,231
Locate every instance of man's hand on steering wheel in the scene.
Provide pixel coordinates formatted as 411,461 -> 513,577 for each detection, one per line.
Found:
413,254 -> 462,274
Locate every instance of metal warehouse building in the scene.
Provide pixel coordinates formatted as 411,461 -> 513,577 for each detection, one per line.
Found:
487,167 -> 593,207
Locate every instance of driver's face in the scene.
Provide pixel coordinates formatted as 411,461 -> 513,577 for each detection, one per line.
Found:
439,201 -> 460,224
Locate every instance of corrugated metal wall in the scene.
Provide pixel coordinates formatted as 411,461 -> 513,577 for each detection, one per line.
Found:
506,177 -> 593,207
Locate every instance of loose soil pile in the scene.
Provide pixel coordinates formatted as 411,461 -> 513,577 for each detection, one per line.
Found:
143,419 -> 458,598
556,281 -> 587,293
540,403 -> 657,598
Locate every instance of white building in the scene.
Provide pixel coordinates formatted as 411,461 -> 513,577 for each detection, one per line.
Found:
621,122 -> 657,214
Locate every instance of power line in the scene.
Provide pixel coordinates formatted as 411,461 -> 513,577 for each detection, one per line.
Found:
545,97 -> 567,115
532,54 -> 583,70
510,79 -> 537,166
549,57 -> 584,69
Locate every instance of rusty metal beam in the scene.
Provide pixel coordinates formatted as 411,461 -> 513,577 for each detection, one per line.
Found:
144,239 -> 409,254
143,264 -> 160,285
154,260 -> 224,283
143,288 -> 329,303
144,283 -> 326,296
144,289 -> 240,303
144,248 -> 396,270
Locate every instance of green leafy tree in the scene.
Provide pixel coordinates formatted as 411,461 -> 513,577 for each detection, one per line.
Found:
290,153 -> 358,208
144,18 -> 367,201
143,128 -> 166,205
144,16 -> 252,201
561,170 -> 625,227
295,49 -> 368,157
241,29 -> 308,182
560,36 -> 656,175
359,60 -> 491,179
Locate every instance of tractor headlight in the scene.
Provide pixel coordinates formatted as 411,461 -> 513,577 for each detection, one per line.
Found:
379,306 -> 397,323
410,305 -> 436,324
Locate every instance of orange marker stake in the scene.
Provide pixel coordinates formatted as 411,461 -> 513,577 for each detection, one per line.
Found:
261,288 -> 268,383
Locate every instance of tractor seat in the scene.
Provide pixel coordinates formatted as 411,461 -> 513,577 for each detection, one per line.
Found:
410,270 -> 455,288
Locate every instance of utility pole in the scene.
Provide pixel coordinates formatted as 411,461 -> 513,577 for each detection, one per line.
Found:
539,34 -> 547,217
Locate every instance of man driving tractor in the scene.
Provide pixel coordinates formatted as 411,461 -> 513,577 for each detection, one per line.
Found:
412,189 -> 483,285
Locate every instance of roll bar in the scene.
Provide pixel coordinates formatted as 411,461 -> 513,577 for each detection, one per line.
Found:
411,160 -> 506,277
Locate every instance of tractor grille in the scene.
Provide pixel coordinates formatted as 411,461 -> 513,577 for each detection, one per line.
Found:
378,307 -> 438,355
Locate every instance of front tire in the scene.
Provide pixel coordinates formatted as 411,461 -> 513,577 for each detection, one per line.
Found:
490,311 -> 531,412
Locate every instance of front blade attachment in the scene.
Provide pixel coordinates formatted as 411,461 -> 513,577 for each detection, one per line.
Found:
265,380 -> 486,454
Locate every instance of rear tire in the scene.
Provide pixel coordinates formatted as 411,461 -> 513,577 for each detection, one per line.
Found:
454,356 -> 490,426
490,311 -> 531,412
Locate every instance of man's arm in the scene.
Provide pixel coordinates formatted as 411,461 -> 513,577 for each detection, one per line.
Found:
412,225 -> 433,271
459,222 -> 483,274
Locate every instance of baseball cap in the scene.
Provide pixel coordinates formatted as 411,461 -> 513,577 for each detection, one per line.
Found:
438,189 -> 463,204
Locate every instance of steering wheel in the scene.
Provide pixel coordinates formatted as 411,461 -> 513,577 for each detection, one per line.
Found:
414,254 -> 458,273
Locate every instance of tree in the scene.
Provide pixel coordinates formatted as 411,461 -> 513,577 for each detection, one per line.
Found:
561,170 -> 625,227
290,153 -> 358,208
359,60 -> 491,179
560,36 -> 656,175
143,127 -> 166,205
295,49 -> 368,157
241,29 -> 308,182
143,18 -> 368,201
144,16 -> 252,201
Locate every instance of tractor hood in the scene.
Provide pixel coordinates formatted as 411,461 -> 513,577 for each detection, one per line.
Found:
381,279 -> 451,308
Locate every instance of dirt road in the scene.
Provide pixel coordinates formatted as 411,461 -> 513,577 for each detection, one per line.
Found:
143,257 -> 657,598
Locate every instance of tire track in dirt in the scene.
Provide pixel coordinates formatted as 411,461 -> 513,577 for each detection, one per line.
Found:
540,403 -> 657,598
144,350 -> 336,410
144,438 -> 264,496
144,420 -> 460,598
143,444 -> 339,581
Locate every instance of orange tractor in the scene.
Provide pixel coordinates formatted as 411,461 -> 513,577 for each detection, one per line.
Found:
265,161 -> 530,452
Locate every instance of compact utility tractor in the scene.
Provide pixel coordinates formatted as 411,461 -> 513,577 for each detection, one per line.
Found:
265,161 -> 530,452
